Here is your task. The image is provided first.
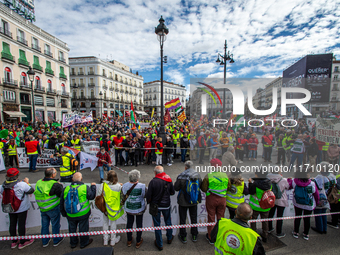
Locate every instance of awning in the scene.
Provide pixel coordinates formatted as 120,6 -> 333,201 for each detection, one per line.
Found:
4,111 -> 27,117
135,111 -> 148,116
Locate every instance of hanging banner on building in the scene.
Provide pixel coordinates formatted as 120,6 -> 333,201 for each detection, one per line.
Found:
81,141 -> 100,156
316,116 -> 340,143
17,148 -> 59,168
0,186 -> 296,233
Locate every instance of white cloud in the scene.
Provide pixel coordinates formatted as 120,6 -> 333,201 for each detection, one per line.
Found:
164,69 -> 185,85
187,63 -> 216,75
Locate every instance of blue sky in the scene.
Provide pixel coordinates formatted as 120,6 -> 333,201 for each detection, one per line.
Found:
34,0 -> 340,97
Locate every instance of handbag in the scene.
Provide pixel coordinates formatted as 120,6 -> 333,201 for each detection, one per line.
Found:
121,183 -> 138,206
95,184 -> 107,216
149,182 -> 167,216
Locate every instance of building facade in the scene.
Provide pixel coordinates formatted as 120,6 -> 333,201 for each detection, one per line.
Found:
70,57 -> 144,118
143,80 -> 186,117
0,3 -> 70,123
330,58 -> 340,113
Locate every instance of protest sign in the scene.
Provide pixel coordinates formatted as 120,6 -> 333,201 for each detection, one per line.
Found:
17,148 -> 59,168
0,153 -> 5,171
79,152 -> 98,171
82,141 -> 100,156
62,112 -> 77,128
139,122 -> 151,129
316,116 -> 340,144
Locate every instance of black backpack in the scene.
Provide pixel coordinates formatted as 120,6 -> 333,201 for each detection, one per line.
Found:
102,140 -> 109,152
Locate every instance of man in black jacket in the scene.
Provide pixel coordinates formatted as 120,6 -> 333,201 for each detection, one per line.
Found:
174,161 -> 202,243
146,166 -> 175,251
48,133 -> 59,150
180,132 -> 189,163
211,203 -> 265,255
60,172 -> 96,249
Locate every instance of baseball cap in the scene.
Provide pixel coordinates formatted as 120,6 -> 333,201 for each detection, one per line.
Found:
7,168 -> 19,177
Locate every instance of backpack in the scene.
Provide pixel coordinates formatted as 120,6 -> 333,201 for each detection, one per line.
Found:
294,185 -> 313,206
66,156 -> 79,172
271,179 -> 282,199
181,178 -> 200,204
1,183 -> 22,213
259,190 -> 275,209
102,140 -> 109,152
65,186 -> 82,214
315,178 -> 328,207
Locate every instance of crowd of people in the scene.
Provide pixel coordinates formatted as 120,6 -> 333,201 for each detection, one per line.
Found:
0,116 -> 340,254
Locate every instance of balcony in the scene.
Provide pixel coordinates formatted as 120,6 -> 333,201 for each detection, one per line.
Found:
61,103 -> 68,108
109,86 -> 114,91
88,83 -> 95,87
102,73 -> 107,77
44,50 -> 53,58
20,82 -> 31,89
31,44 -> 41,52
79,83 -> 85,88
17,36 -> 28,46
0,27 -> 12,38
334,69 -> 339,73
33,64 -> 43,72
70,72 -> 76,76
45,68 -> 54,76
47,88 -> 56,94
59,56 -> 66,63
332,87 -> 339,91
103,85 -> 108,90
2,78 -> 18,87
61,91 -> 69,97
1,52 -> 15,62
59,73 -> 67,80
78,72 -> 84,75
331,98 -> 339,102
109,75 -> 113,79
18,58 -> 30,67
88,71 -> 95,75
115,88 -> 119,92
35,86 -> 45,93
20,100 -> 31,105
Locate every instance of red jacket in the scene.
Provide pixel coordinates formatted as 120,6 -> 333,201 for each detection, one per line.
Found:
113,137 -> 123,148
25,140 -> 41,154
198,135 -> 207,148
315,140 -> 325,151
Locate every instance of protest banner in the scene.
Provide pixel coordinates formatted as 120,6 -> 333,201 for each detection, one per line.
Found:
0,153 -> 5,171
316,116 -> 340,144
79,152 -> 98,171
17,148 -> 59,168
306,117 -> 316,131
139,122 -> 150,129
62,112 -> 77,128
64,146 -> 80,156
0,184 -> 295,233
81,141 -> 100,156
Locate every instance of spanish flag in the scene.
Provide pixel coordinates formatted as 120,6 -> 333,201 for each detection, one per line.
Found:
165,98 -> 181,110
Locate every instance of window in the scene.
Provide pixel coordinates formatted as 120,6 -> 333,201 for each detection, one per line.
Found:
81,90 -> 84,98
34,95 -> 43,105
21,72 -> 27,85
335,66 -> 339,72
17,29 -> 26,44
89,67 -> 94,74
18,49 -> 29,66
165,88 -> 167,93
35,76 -> 41,88
20,93 -> 30,104
91,90 -> 94,98
32,37 -> 39,51
44,44 -> 51,56
61,83 -> 66,93
45,61 -> 54,75
46,97 -> 55,107
1,19 -> 10,36
3,90 -> 15,101
47,79 -> 52,91
2,42 -> 13,61
165,95 -> 167,99
71,68 -> 75,74
334,75 -> 338,81
4,66 -> 11,81
59,51 -> 64,62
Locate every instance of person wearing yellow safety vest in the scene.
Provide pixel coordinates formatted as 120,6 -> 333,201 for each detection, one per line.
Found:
248,171 -> 272,243
282,130 -> 293,163
60,172 -> 96,249
25,136 -> 41,173
8,138 -> 18,167
322,142 -> 329,161
226,169 -> 248,219
122,169 -> 147,249
50,147 -> 76,183
34,168 -> 65,247
96,170 -> 124,246
201,158 -> 230,245
172,130 -> 180,159
71,135 -> 82,151
211,203 -> 265,255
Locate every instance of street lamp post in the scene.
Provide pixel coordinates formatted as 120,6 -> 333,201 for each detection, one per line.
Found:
99,91 -> 103,119
155,16 -> 169,142
216,40 -> 234,119
27,66 -> 36,126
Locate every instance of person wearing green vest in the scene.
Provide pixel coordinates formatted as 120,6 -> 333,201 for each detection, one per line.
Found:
71,135 -> 81,151
248,171 -> 272,243
322,142 -> 329,161
201,158 -> 229,245
34,168 -> 64,247
50,147 -> 76,183
172,130 -> 180,159
96,170 -> 124,246
7,138 -> 18,167
282,130 -> 293,163
60,172 -> 96,249
211,203 -> 265,255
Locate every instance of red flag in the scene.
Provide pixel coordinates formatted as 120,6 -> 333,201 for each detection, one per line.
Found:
12,128 -> 17,138
164,109 -> 171,125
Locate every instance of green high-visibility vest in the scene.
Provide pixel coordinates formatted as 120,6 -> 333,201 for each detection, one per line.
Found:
60,153 -> 75,177
8,144 -> 16,156
103,183 -> 124,221
71,139 -> 81,150
173,133 -> 179,144
214,218 -> 259,255
336,175 -> 340,202
322,142 -> 329,151
207,172 -> 229,197
63,184 -> 90,218
282,135 -> 293,151
249,187 -> 271,212
226,182 -> 245,209
34,179 -> 60,212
